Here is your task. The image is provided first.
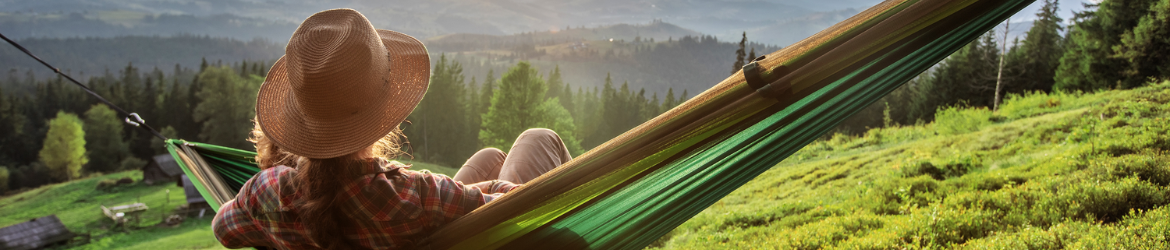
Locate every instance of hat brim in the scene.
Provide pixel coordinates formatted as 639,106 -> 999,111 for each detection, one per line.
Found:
256,29 -> 429,159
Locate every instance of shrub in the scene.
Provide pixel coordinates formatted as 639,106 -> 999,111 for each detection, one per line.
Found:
1086,153 -> 1170,186
935,105 -> 992,135
902,157 -> 979,180
860,176 -> 943,214
901,161 -> 945,179
0,166 -> 8,194
1041,176 -> 1167,223
96,179 -> 118,191
119,157 -> 146,171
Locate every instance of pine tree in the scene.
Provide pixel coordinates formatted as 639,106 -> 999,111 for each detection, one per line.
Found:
664,88 -> 677,110
83,104 -> 128,173
192,66 -> 261,150
930,31 -> 1001,107
39,111 -> 86,182
1055,0 -> 1157,91
409,54 -> 471,166
591,73 -> 621,147
732,32 -> 747,75
467,76 -> 482,149
479,70 -> 496,118
1018,0 -> 1065,92
748,47 -> 757,62
1114,0 -> 1170,81
535,98 -> 583,155
560,83 -> 575,116
480,62 -> 547,150
547,65 -> 564,100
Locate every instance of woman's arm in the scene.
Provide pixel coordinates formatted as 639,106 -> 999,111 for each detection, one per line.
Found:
466,180 -> 521,194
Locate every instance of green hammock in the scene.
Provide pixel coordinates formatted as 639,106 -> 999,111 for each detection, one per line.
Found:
166,0 -> 1034,248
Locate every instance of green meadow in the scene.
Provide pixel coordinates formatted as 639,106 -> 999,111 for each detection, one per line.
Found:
652,81 -> 1170,249
0,164 -> 457,249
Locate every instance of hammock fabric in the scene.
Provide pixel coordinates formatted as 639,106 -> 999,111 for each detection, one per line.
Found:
167,0 -> 1034,248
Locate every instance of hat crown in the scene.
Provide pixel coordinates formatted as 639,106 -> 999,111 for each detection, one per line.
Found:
257,8 -> 429,159
284,9 -> 389,121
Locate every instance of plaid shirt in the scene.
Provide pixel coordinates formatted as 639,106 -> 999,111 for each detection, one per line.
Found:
212,159 -> 519,249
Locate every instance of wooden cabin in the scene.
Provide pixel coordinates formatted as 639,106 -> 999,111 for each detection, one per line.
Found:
180,175 -> 212,217
0,215 -> 73,250
141,154 -> 183,185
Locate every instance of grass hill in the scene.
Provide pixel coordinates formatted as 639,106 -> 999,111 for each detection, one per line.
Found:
652,81 -> 1170,248
0,162 -> 457,249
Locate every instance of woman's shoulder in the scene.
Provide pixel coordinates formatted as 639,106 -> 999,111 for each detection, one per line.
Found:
250,165 -> 297,187
236,165 -> 299,210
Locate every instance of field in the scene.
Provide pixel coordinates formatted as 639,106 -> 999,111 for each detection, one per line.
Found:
652,81 -> 1170,248
0,162 -> 459,249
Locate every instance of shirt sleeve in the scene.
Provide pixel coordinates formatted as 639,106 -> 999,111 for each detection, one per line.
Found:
212,199 -> 269,248
212,175 -> 273,248
412,171 -> 510,223
488,180 -> 521,194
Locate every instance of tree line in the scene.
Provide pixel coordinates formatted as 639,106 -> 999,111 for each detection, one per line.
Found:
0,54 -> 685,192
825,0 -> 1170,134
405,55 -> 688,168
0,59 -> 265,193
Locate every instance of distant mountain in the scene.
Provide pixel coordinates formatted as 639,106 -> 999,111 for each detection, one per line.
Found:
0,0 -> 885,45
0,35 -> 282,81
0,11 -> 297,42
426,20 -> 704,52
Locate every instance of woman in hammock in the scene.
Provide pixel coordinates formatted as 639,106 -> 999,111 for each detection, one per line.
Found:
211,8 -> 573,249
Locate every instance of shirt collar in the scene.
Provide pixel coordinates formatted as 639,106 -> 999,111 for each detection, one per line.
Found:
358,158 -> 410,175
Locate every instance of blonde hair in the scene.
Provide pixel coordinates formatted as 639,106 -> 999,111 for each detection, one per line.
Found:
248,118 -> 410,169
248,117 -> 410,248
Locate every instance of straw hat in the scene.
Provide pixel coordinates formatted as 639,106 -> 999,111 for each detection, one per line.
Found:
256,8 -> 429,159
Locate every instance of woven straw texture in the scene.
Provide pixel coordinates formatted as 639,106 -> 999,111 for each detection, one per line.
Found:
256,9 -> 430,159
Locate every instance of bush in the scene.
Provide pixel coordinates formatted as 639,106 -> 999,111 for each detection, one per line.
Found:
1054,176 -> 1167,223
0,166 -> 8,194
902,157 -> 979,180
1086,153 -> 1170,186
935,105 -> 992,135
119,157 -> 146,172
860,176 -> 944,214
95,177 -> 135,192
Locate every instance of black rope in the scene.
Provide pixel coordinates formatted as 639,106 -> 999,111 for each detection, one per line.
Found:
0,32 -> 168,141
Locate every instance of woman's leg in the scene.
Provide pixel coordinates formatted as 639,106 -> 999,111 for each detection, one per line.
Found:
453,148 -> 506,184
498,128 -> 573,184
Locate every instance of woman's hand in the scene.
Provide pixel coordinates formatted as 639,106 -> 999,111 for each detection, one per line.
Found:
468,180 -> 499,194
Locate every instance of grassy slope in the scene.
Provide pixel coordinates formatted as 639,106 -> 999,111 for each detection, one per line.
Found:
653,81 -> 1170,249
0,162 -> 459,249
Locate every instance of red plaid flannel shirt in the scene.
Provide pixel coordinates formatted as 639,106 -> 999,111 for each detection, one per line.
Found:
212,159 -> 519,249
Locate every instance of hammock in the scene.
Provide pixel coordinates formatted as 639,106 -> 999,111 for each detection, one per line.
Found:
167,0 -> 1033,248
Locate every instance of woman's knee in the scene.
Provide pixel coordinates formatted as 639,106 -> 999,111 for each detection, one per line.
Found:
515,128 -> 562,145
454,148 -> 507,183
520,128 -> 559,138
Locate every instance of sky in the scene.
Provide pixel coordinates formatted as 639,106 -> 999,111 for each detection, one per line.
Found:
1007,0 -> 1087,24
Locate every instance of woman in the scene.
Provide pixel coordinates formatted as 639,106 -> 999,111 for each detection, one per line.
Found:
212,9 -> 572,249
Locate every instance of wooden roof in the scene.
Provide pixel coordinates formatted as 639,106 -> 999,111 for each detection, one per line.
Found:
181,175 -> 207,205
144,154 -> 184,177
0,215 -> 73,250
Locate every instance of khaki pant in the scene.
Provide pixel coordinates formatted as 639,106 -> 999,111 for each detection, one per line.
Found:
453,128 -> 572,184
